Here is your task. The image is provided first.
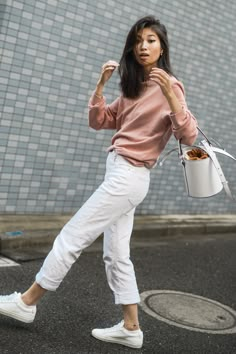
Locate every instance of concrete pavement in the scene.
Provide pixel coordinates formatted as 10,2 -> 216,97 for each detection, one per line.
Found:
0,230 -> 236,353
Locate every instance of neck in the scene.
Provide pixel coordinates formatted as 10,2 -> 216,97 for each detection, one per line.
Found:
144,72 -> 150,81
144,65 -> 156,80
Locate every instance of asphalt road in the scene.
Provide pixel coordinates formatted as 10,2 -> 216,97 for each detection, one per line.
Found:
0,232 -> 236,354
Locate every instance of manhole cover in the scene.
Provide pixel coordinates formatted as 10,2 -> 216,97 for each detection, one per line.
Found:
140,290 -> 236,334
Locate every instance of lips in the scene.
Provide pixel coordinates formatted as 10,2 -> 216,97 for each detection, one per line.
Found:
139,54 -> 149,61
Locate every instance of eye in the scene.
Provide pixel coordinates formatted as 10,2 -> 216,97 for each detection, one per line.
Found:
148,39 -> 156,43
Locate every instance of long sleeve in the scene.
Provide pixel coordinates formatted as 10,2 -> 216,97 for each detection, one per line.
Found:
88,92 -> 120,130
87,79 -> 198,168
169,82 -> 198,145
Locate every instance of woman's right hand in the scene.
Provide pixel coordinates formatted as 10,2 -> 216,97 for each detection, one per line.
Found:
97,60 -> 119,87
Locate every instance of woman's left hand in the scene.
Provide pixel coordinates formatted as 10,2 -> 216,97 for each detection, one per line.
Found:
149,68 -> 173,98
149,68 -> 183,114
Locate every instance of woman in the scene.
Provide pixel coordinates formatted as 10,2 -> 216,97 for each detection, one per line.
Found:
0,16 -> 197,349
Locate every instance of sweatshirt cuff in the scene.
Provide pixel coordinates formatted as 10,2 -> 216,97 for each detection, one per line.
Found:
89,91 -> 105,106
170,107 -> 187,129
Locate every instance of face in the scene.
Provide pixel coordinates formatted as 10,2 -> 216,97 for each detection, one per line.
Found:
134,27 -> 162,73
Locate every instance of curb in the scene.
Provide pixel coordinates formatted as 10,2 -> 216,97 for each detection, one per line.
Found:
0,214 -> 236,252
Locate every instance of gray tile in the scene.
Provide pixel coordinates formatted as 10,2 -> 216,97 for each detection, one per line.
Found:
0,0 -> 235,214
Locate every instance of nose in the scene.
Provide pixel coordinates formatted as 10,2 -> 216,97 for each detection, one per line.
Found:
140,41 -> 148,50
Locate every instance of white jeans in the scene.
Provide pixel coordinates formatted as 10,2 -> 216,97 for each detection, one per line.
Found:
36,151 -> 150,304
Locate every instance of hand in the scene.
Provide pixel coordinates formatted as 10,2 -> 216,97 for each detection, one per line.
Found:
150,68 -> 182,114
149,68 -> 173,98
97,60 -> 120,86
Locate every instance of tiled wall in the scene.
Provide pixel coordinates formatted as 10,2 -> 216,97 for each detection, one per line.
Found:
0,0 -> 236,215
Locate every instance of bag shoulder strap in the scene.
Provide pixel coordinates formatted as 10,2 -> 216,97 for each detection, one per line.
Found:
201,140 -> 235,200
211,146 -> 236,161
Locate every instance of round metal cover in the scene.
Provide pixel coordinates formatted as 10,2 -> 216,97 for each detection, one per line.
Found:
140,290 -> 236,334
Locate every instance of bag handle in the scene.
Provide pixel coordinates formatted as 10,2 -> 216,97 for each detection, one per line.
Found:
195,127 -> 224,150
160,126 -> 213,166
178,126 -> 212,161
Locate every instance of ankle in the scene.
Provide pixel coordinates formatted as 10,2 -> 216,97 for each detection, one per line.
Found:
124,322 -> 140,331
21,282 -> 46,306
21,294 -> 36,306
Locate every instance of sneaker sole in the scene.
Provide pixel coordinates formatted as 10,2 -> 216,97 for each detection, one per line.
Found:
91,333 -> 143,349
0,308 -> 35,323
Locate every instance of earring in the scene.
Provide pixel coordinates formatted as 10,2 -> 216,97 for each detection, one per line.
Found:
160,51 -> 163,56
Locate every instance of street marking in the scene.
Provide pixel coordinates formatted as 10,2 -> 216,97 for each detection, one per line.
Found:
0,256 -> 20,267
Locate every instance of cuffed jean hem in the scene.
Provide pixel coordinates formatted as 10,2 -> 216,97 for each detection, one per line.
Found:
35,274 -> 58,291
114,292 -> 140,305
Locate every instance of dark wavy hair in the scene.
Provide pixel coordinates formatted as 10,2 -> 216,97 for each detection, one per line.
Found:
119,16 -> 175,98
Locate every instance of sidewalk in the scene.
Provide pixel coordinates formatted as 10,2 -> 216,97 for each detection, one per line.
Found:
0,213 -> 236,252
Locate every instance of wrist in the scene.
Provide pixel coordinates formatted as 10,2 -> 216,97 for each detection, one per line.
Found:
165,90 -> 175,101
165,91 -> 182,113
95,83 -> 104,98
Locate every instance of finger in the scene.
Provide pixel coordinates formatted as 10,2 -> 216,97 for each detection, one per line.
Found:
150,71 -> 168,80
102,66 -> 117,75
102,65 -> 119,73
149,74 -> 166,83
150,68 -> 169,79
102,61 -> 119,69
105,65 -> 118,70
149,72 -> 170,85
150,67 -> 166,74
149,76 -> 170,89
106,60 -> 120,66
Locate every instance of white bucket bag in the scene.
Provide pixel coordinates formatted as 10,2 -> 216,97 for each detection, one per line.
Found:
159,127 -> 236,199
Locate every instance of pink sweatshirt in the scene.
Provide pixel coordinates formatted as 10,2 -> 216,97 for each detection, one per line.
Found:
88,76 -> 198,168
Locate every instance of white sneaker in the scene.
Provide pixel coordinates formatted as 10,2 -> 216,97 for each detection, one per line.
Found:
0,292 -> 36,323
92,320 -> 143,349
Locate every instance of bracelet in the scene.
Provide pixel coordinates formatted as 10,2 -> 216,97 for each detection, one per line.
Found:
94,93 -> 103,99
